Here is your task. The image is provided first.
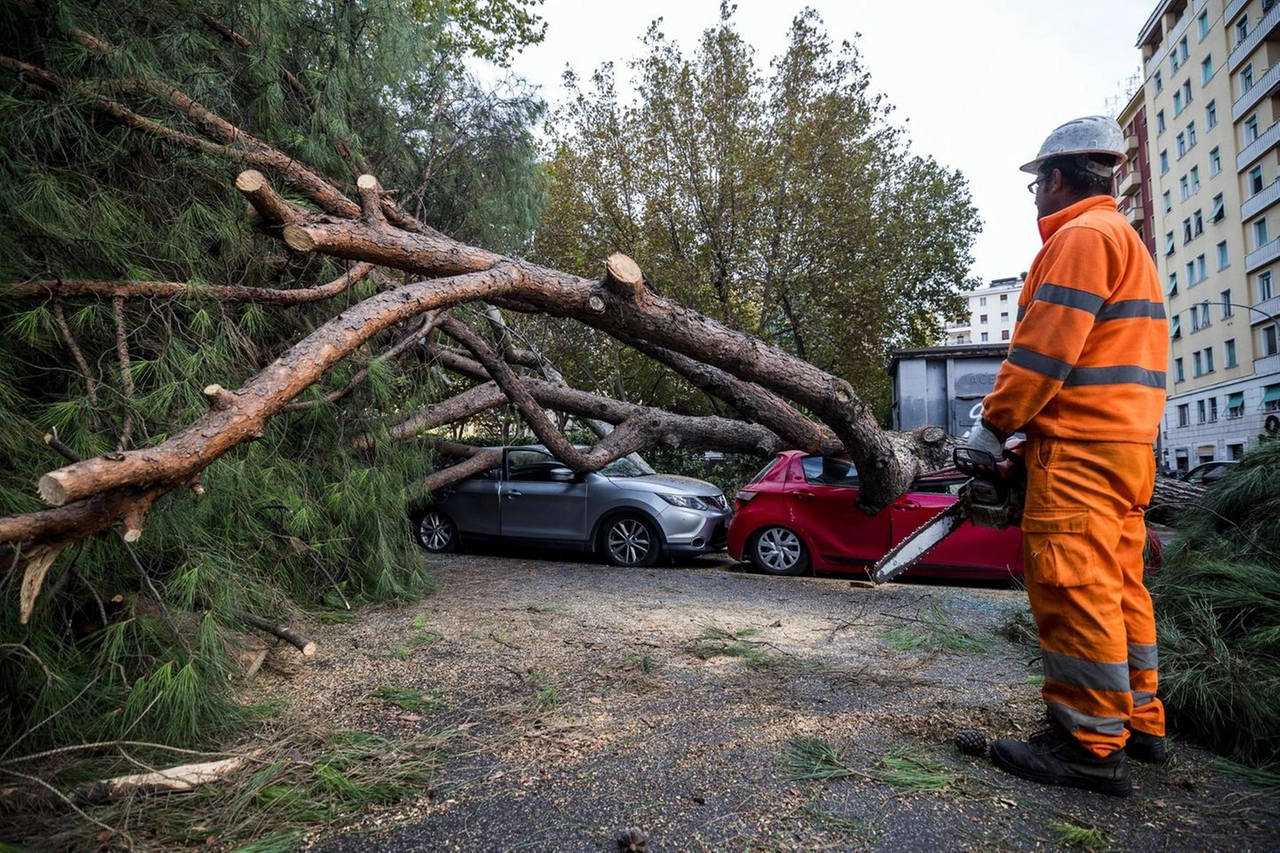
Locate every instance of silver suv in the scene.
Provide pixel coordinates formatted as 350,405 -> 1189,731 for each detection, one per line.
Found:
412,446 -> 732,566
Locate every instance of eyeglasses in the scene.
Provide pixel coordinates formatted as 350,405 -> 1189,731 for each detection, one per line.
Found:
1027,174 -> 1051,195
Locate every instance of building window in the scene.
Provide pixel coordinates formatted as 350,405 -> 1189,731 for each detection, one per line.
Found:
1191,166 -> 1200,194
1221,289 -> 1233,316
1227,390 -> 1244,417
1250,165 -> 1264,195
1180,176 -> 1190,201
1155,70 -> 1164,93
1263,328 -> 1280,359
1204,346 -> 1215,373
1237,18 -> 1250,45
1165,231 -> 1176,255
1175,357 -> 1185,382
1000,311 -> 1009,323
1160,150 -> 1170,174
1193,351 -> 1204,375
1255,218 -> 1269,249
1211,193 -> 1225,221
1201,55 -> 1214,84
999,293 -> 1008,302
1001,329 -> 1009,341
1225,339 -> 1238,369
1173,89 -> 1183,115
1242,64 -> 1255,92
980,332 -> 989,343
1162,190 -> 1172,213
979,296 -> 987,306
1209,146 -> 1221,175
1198,10 -> 1210,39
1167,272 -> 1178,296
1245,114 -> 1259,144
1217,241 -> 1229,269
1208,397 -> 1218,422
1261,270 -> 1275,301
1171,315 -> 1182,339
1190,301 -> 1210,330
1176,132 -> 1186,157
1197,253 -> 1207,281
1197,399 -> 1206,423
1207,100 -> 1218,129
1182,79 -> 1193,107
1157,110 -> 1166,134
1177,404 -> 1190,427
1194,210 -> 1204,237
979,313 -> 988,323
1183,217 -> 1193,243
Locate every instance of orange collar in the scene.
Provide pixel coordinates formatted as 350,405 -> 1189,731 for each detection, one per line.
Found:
1037,195 -> 1117,243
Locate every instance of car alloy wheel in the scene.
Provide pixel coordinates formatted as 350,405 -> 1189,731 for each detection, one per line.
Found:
416,509 -> 456,553
603,515 -> 660,567
750,526 -> 809,575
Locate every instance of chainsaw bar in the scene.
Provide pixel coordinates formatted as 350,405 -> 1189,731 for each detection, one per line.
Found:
869,498 -> 970,585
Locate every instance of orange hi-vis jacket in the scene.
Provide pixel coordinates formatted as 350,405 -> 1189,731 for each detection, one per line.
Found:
982,195 -> 1167,444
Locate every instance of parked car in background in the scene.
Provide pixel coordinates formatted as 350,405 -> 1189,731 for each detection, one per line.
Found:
411,446 -> 732,567
1179,460 -> 1239,485
727,451 -> 1162,581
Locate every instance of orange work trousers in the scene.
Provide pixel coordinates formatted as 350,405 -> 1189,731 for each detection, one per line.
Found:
1020,436 -> 1164,757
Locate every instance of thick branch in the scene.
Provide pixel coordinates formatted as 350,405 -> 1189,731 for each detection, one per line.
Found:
231,610 -> 316,656
112,296 -> 134,452
29,267 -> 523,513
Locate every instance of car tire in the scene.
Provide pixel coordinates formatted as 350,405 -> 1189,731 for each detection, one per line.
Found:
415,508 -> 457,553
601,514 -> 661,567
747,526 -> 809,576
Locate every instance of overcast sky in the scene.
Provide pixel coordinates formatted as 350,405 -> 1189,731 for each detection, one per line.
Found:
491,0 -> 1156,284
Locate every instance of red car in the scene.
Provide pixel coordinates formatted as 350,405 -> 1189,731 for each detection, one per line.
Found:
727,451 -> 1161,581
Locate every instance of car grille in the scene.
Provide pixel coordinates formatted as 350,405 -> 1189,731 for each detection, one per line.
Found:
707,494 -> 729,510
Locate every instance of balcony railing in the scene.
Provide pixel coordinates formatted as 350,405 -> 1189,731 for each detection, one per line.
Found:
1243,176 -> 1280,219
1247,235 -> 1280,272
1232,59 -> 1280,122
1230,0 -> 1280,71
1127,204 -> 1146,225
1238,119 -> 1280,171
1118,170 -> 1141,196
1226,0 -> 1249,26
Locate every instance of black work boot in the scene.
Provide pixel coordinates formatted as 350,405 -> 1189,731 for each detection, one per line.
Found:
1125,728 -> 1168,765
990,724 -> 1132,797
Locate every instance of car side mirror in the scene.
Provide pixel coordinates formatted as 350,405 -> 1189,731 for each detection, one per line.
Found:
549,467 -> 576,482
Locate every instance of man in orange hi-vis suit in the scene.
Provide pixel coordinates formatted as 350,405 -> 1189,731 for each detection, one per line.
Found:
965,116 -> 1169,797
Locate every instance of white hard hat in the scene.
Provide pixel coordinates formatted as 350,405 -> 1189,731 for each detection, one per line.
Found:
1020,115 -> 1128,176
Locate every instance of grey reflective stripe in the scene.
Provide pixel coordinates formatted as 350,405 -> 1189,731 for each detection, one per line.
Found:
1133,690 -> 1158,708
1064,366 -> 1167,388
1042,649 -> 1131,692
1017,305 -> 1027,321
1034,283 -> 1105,315
1048,702 -> 1127,736
1128,642 -> 1159,671
1097,299 -> 1168,321
1008,347 -> 1073,381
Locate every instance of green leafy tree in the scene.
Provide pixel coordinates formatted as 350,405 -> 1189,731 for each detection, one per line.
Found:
534,5 -> 978,416
0,0 -> 544,759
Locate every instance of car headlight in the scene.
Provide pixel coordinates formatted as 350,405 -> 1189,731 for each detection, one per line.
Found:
658,493 -> 712,510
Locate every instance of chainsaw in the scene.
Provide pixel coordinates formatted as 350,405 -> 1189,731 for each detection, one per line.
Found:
869,447 -> 1026,584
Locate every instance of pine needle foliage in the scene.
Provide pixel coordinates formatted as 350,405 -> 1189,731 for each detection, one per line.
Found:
1149,439 -> 1280,768
0,0 -> 544,806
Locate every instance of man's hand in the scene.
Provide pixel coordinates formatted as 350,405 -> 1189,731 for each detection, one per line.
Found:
965,421 -> 1004,458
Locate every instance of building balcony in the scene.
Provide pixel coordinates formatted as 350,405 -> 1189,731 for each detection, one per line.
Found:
1232,59 -> 1280,123
1230,1 -> 1280,72
1255,351 -> 1280,375
1118,170 -> 1141,197
1255,293 -> 1280,324
1238,120 -> 1280,171
1127,203 -> 1146,225
1243,176 -> 1280,219
1246,235 -> 1280,272
1226,0 -> 1249,26
1125,134 -> 1140,159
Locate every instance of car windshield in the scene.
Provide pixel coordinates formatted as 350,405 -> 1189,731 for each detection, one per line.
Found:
600,456 -> 646,478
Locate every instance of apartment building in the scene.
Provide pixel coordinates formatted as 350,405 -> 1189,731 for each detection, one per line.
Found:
1137,0 -> 1280,473
944,276 -> 1024,346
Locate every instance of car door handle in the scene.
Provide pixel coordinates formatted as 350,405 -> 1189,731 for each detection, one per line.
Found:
505,490 -> 522,498
892,499 -> 921,510
792,490 -> 814,500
